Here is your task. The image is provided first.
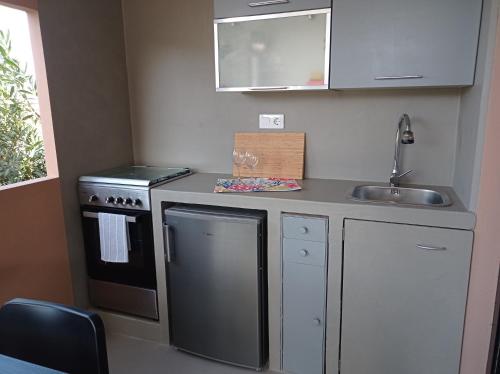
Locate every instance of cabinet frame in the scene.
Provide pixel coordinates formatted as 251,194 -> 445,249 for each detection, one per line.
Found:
214,8 -> 331,92
281,213 -> 329,374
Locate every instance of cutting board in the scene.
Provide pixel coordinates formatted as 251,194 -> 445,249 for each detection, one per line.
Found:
233,132 -> 305,179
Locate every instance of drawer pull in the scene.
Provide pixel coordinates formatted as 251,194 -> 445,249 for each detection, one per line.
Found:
313,318 -> 321,326
299,226 -> 308,234
248,0 -> 289,7
299,249 -> 309,257
416,244 -> 447,251
375,75 -> 424,81
249,86 -> 290,91
375,75 -> 424,80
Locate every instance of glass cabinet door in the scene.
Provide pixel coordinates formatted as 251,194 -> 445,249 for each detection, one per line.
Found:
214,9 -> 331,92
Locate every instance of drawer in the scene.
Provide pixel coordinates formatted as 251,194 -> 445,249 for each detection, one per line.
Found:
283,238 -> 326,267
214,0 -> 331,19
282,215 -> 327,242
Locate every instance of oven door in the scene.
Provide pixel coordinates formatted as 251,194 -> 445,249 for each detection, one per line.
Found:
81,206 -> 157,290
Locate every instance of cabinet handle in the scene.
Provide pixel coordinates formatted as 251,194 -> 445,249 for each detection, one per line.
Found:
299,226 -> 308,234
299,249 -> 309,257
82,211 -> 136,223
313,318 -> 321,326
163,224 -> 173,263
375,75 -> 424,80
248,0 -> 289,7
249,86 -> 290,91
416,244 -> 447,251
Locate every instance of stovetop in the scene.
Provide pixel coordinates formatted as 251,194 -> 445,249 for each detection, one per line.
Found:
79,166 -> 192,187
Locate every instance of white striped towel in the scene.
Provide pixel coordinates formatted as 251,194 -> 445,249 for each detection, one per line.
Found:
98,213 -> 130,263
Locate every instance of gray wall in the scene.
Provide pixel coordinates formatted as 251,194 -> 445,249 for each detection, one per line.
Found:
38,0 -> 134,306
122,0 -> 461,187
454,0 -> 499,210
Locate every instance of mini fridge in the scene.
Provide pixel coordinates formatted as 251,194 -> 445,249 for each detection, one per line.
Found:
163,205 -> 268,370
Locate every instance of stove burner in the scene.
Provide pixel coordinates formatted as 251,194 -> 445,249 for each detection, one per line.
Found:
78,166 -> 191,211
79,166 -> 191,187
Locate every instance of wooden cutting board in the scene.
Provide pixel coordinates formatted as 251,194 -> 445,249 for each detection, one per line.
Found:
233,132 -> 305,179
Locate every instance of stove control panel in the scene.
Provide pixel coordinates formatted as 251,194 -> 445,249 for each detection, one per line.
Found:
79,184 -> 151,211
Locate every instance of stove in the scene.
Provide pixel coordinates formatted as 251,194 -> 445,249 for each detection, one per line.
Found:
78,166 -> 191,320
79,166 -> 191,211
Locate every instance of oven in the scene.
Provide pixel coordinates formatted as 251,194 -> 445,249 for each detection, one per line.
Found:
78,166 -> 191,321
81,205 -> 158,320
81,206 -> 156,289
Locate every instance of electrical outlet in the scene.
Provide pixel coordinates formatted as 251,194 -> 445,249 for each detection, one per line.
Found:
259,114 -> 285,129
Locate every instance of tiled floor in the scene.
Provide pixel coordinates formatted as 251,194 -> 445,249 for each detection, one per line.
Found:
107,334 -> 278,374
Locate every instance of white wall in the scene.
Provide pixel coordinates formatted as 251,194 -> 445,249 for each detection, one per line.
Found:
38,0 -> 134,306
454,0 -> 499,210
460,5 -> 500,373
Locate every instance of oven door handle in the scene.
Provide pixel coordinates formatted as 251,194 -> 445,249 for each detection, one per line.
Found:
163,224 -> 173,263
82,211 -> 137,223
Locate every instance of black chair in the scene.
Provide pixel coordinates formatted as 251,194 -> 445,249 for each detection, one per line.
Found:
0,298 -> 109,374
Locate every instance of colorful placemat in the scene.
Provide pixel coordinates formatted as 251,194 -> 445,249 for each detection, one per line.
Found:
214,178 -> 302,193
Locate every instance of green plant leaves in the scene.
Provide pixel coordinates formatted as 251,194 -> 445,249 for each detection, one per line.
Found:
0,29 -> 46,186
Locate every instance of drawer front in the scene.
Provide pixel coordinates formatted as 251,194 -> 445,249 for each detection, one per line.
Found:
283,238 -> 326,267
283,261 -> 326,374
214,0 -> 331,19
282,215 -> 327,242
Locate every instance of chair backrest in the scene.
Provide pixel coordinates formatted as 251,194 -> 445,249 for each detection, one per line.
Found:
0,298 -> 109,374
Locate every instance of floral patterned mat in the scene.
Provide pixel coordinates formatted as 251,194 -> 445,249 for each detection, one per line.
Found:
214,178 -> 302,193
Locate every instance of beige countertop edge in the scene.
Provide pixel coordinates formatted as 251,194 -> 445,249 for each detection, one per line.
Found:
151,173 -> 476,231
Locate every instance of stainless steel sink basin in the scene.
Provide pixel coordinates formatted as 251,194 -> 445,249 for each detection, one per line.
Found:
349,185 -> 452,207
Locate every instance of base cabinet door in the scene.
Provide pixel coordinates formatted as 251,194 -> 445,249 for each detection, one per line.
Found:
282,214 -> 328,374
283,262 -> 325,374
341,220 -> 473,374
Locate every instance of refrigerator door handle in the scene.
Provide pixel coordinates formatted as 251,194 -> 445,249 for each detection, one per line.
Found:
163,223 -> 173,263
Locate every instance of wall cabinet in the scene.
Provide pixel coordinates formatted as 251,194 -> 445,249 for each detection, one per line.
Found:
330,0 -> 483,89
214,8 -> 331,92
282,214 -> 328,374
214,0 -> 483,90
214,0 -> 332,19
341,220 -> 473,374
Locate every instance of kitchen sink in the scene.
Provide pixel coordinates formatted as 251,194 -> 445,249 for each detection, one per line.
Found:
348,185 -> 452,207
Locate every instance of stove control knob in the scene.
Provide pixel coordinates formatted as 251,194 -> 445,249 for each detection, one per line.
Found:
115,197 -> 124,205
105,196 -> 115,204
124,198 -> 132,206
88,195 -> 98,203
132,199 -> 142,207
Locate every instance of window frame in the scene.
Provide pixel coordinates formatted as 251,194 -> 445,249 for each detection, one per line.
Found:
0,0 -> 59,181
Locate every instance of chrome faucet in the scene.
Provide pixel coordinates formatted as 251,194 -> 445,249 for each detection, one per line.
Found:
390,113 -> 415,188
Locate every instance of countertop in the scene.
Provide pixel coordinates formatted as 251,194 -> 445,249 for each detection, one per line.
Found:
152,173 -> 475,230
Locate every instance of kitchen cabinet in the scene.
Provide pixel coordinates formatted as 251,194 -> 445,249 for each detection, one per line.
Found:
214,0 -> 331,19
341,220 -> 473,374
330,0 -> 483,89
214,8 -> 331,91
282,214 -> 328,374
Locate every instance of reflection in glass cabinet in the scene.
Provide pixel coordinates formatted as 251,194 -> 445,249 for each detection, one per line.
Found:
214,9 -> 331,92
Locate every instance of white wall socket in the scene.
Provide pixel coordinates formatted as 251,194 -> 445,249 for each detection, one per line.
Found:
259,114 -> 285,129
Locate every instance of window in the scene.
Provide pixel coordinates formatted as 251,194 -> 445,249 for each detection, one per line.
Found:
0,1 -> 56,187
